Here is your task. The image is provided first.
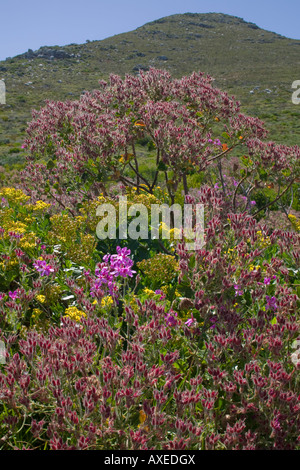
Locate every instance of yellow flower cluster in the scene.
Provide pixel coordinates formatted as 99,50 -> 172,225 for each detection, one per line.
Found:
79,195 -> 117,233
223,248 -> 240,265
0,187 -> 30,205
160,285 -> 181,298
288,214 -> 300,232
36,294 -> 46,304
49,213 -> 96,265
19,232 -> 38,251
64,306 -> 86,322
31,200 -> 52,212
256,230 -> 271,248
127,185 -> 161,208
0,205 -> 38,252
6,221 -> 27,234
249,264 -> 261,272
143,287 -> 156,296
137,253 -> 179,287
0,258 -> 19,271
159,222 -> 181,241
100,296 -> 114,308
31,308 -> 42,320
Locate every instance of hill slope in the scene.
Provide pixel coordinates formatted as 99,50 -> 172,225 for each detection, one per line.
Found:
0,12 -> 299,166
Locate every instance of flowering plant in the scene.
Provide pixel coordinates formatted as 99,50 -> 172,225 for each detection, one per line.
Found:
0,69 -> 299,450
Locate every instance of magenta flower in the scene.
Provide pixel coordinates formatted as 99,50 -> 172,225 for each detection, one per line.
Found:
234,285 -> 243,297
33,259 -> 54,276
91,247 -> 135,299
9,290 -> 19,300
165,311 -> 178,327
155,289 -> 166,300
185,312 -> 195,328
266,296 -> 277,311
264,277 -> 271,285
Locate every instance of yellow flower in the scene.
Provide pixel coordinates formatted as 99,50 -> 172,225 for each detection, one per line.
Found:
0,187 -> 30,205
64,306 -> 86,322
256,230 -> 271,248
249,264 -> 260,272
36,295 -> 46,304
143,288 -> 155,296
32,200 -> 52,212
139,410 -> 147,424
31,308 -> 42,320
288,214 -> 300,232
100,296 -> 114,308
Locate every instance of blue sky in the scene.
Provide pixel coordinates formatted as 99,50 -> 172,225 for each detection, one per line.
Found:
0,0 -> 299,61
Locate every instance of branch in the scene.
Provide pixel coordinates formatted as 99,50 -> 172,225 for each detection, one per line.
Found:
206,145 -> 235,164
253,179 -> 295,217
233,172 -> 251,211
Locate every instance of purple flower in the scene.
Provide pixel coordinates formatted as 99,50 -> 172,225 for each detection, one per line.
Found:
33,259 -> 54,276
250,200 -> 256,206
185,313 -> 195,328
165,311 -> 178,327
266,295 -> 277,311
90,247 -> 136,299
9,290 -> 19,300
264,277 -> 271,285
155,289 -> 166,300
234,285 -> 243,297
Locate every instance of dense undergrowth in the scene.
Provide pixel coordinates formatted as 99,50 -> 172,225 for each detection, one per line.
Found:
0,68 -> 299,450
